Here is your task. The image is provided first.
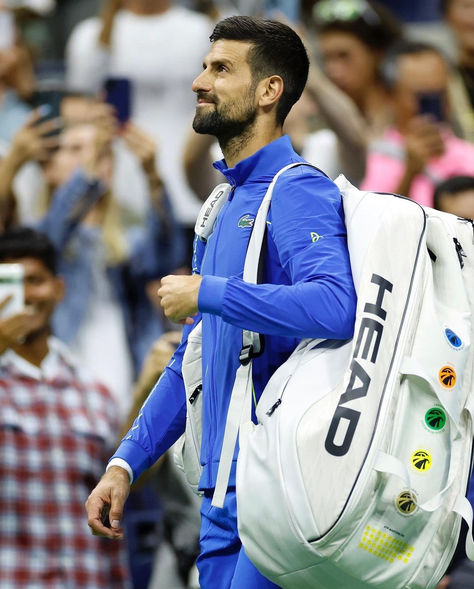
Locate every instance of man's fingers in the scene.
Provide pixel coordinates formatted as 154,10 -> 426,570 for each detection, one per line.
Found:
34,116 -> 62,136
86,495 -> 122,539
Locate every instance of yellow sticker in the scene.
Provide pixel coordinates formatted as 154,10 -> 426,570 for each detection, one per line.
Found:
396,491 -> 417,515
411,450 -> 432,472
439,365 -> 456,389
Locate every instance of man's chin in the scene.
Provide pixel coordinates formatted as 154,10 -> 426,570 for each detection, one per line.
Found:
192,117 -> 217,135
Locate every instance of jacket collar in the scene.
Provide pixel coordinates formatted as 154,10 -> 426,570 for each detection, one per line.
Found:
0,337 -> 78,381
213,135 -> 300,187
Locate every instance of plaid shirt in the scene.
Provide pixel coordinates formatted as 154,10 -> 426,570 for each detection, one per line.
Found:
0,338 -> 131,588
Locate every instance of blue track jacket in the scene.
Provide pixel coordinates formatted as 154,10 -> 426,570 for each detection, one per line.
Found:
110,135 -> 356,490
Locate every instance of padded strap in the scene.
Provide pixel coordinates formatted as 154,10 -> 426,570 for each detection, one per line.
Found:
213,162 -> 329,507
195,183 -> 232,242
212,362 -> 253,508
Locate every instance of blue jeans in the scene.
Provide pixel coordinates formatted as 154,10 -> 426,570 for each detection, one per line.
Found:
197,490 -> 280,589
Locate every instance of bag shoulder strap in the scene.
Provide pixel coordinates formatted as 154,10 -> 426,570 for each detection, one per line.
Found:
212,161 -> 325,507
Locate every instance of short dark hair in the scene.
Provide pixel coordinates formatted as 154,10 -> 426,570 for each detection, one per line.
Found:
433,175 -> 474,211
313,0 -> 402,52
210,16 -> 309,125
0,227 -> 57,275
380,40 -> 448,90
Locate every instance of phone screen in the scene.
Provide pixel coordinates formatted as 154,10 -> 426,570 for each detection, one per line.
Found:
103,77 -> 131,125
0,264 -> 24,318
30,89 -> 64,136
417,92 -> 444,123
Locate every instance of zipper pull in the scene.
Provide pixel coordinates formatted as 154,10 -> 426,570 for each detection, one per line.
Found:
189,384 -> 202,405
266,398 -> 282,416
453,237 -> 466,269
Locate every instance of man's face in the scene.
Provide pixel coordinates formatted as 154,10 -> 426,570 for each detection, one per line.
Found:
392,51 -> 449,130
318,32 -> 380,102
19,257 -> 64,341
191,39 -> 259,142
45,124 -> 113,188
445,0 -> 474,54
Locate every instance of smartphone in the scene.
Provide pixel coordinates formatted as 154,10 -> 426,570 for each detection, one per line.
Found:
417,91 -> 445,123
30,89 -> 64,137
103,77 -> 131,125
0,264 -> 24,318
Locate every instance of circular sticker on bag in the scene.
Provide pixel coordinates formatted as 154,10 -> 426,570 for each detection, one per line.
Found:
439,366 -> 456,389
411,450 -> 432,472
396,491 -> 418,515
424,407 -> 447,432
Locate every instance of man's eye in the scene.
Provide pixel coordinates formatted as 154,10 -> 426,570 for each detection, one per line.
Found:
217,65 -> 227,72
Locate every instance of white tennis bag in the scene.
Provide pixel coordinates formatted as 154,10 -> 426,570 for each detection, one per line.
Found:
236,170 -> 474,589
175,166 -> 474,588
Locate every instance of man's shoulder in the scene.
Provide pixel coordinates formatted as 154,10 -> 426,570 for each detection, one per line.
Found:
272,160 -> 337,197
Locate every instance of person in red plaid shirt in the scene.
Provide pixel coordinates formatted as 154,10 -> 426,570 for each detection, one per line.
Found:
0,227 -> 131,588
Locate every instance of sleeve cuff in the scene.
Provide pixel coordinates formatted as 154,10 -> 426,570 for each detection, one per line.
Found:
198,275 -> 228,315
106,458 -> 134,485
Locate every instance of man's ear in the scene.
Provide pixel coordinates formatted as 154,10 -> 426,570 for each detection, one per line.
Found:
257,75 -> 284,109
53,276 -> 66,304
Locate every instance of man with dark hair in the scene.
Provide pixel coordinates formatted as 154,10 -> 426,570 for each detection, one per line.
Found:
86,16 -> 356,588
433,175 -> 474,219
0,227 -> 131,588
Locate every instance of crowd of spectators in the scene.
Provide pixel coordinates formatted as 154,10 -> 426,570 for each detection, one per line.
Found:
0,0 -> 473,587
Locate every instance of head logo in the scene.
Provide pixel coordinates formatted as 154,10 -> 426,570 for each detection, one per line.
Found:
311,232 -> 323,243
425,407 -> 446,431
444,328 -> 463,350
411,450 -> 432,472
238,214 -> 255,229
439,366 -> 456,389
396,491 -> 417,515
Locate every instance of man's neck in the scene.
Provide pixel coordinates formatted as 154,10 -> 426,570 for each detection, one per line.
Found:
11,331 -> 50,368
123,0 -> 169,15
220,122 -> 283,168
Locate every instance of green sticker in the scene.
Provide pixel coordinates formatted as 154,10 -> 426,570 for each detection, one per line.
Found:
425,407 -> 446,431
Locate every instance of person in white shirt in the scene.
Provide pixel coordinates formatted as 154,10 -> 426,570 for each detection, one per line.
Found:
65,0 -> 213,243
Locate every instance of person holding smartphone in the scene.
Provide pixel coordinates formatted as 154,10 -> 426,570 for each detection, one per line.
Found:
0,227 -> 131,588
361,40 -> 474,206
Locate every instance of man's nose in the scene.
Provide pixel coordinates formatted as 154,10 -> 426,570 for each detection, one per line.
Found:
192,70 -> 211,93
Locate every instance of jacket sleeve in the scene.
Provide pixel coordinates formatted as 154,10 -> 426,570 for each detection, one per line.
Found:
108,316 -> 202,482
198,171 -> 356,340
36,169 -> 106,250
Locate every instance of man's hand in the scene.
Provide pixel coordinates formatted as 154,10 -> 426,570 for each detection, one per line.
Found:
9,110 -> 60,166
122,123 -> 157,174
0,296 -> 36,354
85,466 -> 130,540
158,274 -> 202,324
404,116 -> 445,175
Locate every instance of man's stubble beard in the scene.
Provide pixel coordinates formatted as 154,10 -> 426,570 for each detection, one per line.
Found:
192,87 -> 258,155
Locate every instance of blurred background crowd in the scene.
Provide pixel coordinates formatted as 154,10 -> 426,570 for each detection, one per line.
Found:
0,0 -> 473,587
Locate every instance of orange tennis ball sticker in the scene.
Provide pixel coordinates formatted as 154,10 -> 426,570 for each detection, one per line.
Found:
439,365 -> 456,389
